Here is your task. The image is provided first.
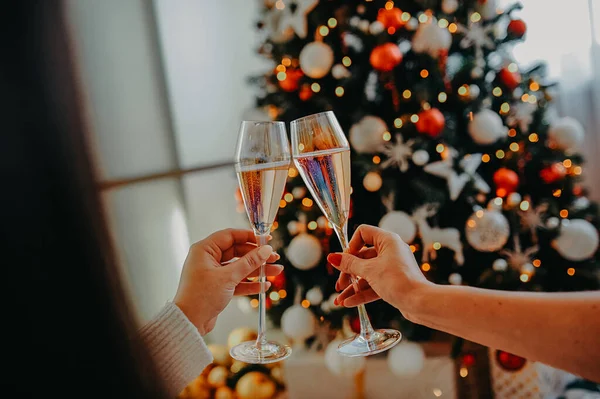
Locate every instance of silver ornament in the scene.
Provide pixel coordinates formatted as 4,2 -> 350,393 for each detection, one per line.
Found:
492,258 -> 508,271
465,210 -> 510,252
546,217 -> 560,229
469,84 -> 481,99
553,219 -> 599,261
507,192 -> 522,207
471,67 -> 484,79
369,21 -> 385,35
449,273 -> 463,285
412,150 -> 430,166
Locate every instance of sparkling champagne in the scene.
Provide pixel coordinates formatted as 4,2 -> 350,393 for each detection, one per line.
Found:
236,161 -> 289,236
293,148 -> 351,229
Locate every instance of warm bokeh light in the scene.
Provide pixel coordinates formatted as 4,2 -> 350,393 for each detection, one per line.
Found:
301,299 -> 310,308
448,23 -> 457,33
410,114 -> 419,123
508,128 -> 516,137
438,19 -> 449,28
250,299 -> 259,308
560,209 -> 569,218
533,259 -> 541,267
278,290 -> 287,299
335,86 -> 345,97
520,201 -> 530,211
288,168 -> 298,177
553,189 -> 562,197
530,82 -> 540,91
520,274 -> 530,282
496,149 -> 505,159
567,268 -> 575,276
284,193 -> 293,202
302,198 -> 313,207
383,131 -> 392,141
403,89 -> 412,99
470,12 -> 481,22
482,154 -> 490,163
563,159 -> 572,168
311,82 -> 321,92
394,118 -> 403,128
433,242 -> 441,250
282,57 -> 292,67
492,87 -> 502,96
319,25 -> 330,36
342,56 -> 352,66
438,92 -> 447,102
510,142 -> 519,152
436,144 -> 445,153
328,18 -> 338,28
460,368 -> 469,378
420,69 -> 429,78
421,263 -> 431,272
279,199 -> 287,208
528,133 -> 539,142
373,155 -> 381,164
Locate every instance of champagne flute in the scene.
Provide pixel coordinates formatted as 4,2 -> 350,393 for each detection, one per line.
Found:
290,111 -> 402,357
231,121 -> 292,364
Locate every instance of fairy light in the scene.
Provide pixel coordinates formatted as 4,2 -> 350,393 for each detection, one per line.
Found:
270,291 -> 280,301
433,389 -> 443,397
342,56 -> 352,66
394,118 -> 403,128
493,87 -> 503,97
410,245 -> 417,253
276,64 -> 286,72
530,82 -> 540,91
438,92 -> 447,103
510,142 -> 519,152
308,221 -> 318,230
276,72 -> 287,81
482,154 -> 490,163
421,263 -> 431,272
386,27 -> 396,34
278,289 -> 287,299
401,12 -> 411,21
433,242 -> 442,250
553,189 -> 562,197
457,86 -> 468,96
288,168 -> 298,177
275,0 -> 285,10
567,268 -> 576,276
410,114 -> 419,123
496,149 -> 505,159
335,86 -> 345,97
403,89 -> 412,99
448,23 -> 458,33
418,13 -> 429,23
438,19 -> 449,28
500,102 -> 510,114
476,209 -> 484,218
528,94 -> 537,104
520,201 -> 530,211
328,18 -> 338,28
563,159 -> 572,168
529,133 -> 539,142
373,156 -> 381,164
460,368 -> 469,378
560,209 -> 569,218
508,128 -> 516,137
533,259 -> 542,267
302,198 -> 313,207
520,274 -> 530,282
319,26 -> 330,36
284,193 -> 294,202
301,299 -> 310,308
574,166 -> 583,175
436,144 -> 445,153
467,219 -> 476,228
383,131 -> 392,141
508,63 -> 518,73
420,69 -> 429,78
282,57 -> 292,67
311,83 -> 321,92
494,197 -> 503,207
279,199 -> 287,208
521,93 -> 529,102
385,1 -> 394,10
250,299 -> 259,308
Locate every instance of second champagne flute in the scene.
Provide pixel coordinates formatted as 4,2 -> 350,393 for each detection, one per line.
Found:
290,111 -> 402,357
232,121 -> 292,364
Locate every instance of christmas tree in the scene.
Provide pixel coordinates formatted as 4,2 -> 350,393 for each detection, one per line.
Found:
246,0 -> 600,345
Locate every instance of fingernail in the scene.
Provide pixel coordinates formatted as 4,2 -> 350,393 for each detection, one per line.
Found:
274,253 -> 281,260
258,245 -> 273,259
328,253 -> 342,266
333,296 -> 338,305
265,281 -> 272,289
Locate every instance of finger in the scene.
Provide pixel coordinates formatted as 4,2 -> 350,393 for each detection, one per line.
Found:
327,252 -> 369,277
245,264 -> 284,278
341,288 -> 380,307
224,245 -> 274,281
335,272 -> 352,292
348,225 -> 388,254
357,247 -> 378,260
334,278 -> 372,304
221,243 -> 280,263
199,229 -> 258,259
234,281 -> 271,296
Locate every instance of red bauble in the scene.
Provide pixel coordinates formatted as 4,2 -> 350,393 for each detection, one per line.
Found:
370,43 -> 403,72
495,350 -> 527,372
298,84 -> 313,101
265,297 -> 272,310
278,68 -> 303,92
416,108 -> 446,138
493,168 -> 519,194
507,19 -> 527,38
377,7 -> 405,29
540,163 -> 567,184
349,314 -> 372,334
461,353 -> 476,367
267,271 -> 286,291
498,67 -> 522,90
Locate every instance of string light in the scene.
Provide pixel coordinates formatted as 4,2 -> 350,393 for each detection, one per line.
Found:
492,87 -> 503,97
420,69 -> 429,78
301,299 -> 310,308
528,133 -> 539,142
403,89 -> 412,99
385,1 -> 394,10
433,389 -> 443,397
270,291 -> 280,301
308,221 -> 318,230
276,72 -> 287,81
520,201 -> 530,211
373,156 -> 381,164
520,274 -> 530,282
311,83 -> 321,92
436,144 -> 445,153
482,154 -> 490,163
394,118 -> 403,128
494,197 -> 503,207
319,26 -> 330,36
342,56 -> 352,66
563,159 -> 572,168
401,12 -> 411,21
476,209 -> 484,218
418,13 -> 428,23
302,198 -> 313,207
457,86 -> 468,96
508,128 -> 516,137
467,219 -> 476,228
271,221 -> 278,231
470,12 -> 482,22
500,103 -> 510,114
460,368 -> 469,378
567,268 -> 576,276
533,259 -> 542,267
508,63 -> 518,73
279,199 -> 287,208
335,86 -> 345,97
560,209 -> 569,218
496,149 -> 505,159
250,299 -> 259,308
284,193 -> 294,202
510,142 -> 519,152
433,242 -> 442,250
421,263 -> 431,271
282,57 -> 292,67
410,245 -> 417,253
530,82 -> 540,91
574,166 -> 583,175
438,92 -> 447,103
521,93 -> 529,102
438,19 -> 449,28
410,114 -> 419,123
328,18 -> 338,28
448,23 -> 458,33
276,64 -> 286,72
553,189 -> 562,197
278,289 -> 287,299
275,0 -> 285,10
383,131 -> 392,141
288,168 -> 298,177
528,94 -> 537,104
388,27 -> 396,34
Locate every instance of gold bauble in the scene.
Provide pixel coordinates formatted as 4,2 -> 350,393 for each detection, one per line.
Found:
236,371 -> 277,399
215,386 -> 235,399
208,344 -> 232,367
228,327 -> 258,349
271,366 -> 285,384
178,375 -> 210,399
231,359 -> 248,374
207,366 -> 229,388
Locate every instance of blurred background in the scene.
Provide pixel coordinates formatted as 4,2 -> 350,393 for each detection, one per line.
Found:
63,0 -> 600,398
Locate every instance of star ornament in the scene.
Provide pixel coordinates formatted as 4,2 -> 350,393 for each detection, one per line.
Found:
506,102 -> 537,133
457,20 -> 496,64
277,0 -> 319,39
381,134 -> 414,172
424,151 -> 490,201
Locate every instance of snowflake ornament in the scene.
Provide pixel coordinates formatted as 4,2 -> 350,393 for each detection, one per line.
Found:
518,201 -> 548,243
277,0 -> 319,39
457,19 -> 496,65
364,71 -> 378,101
343,32 -> 364,52
424,150 -> 491,201
381,134 -> 415,172
500,235 -> 538,271
506,102 -> 537,133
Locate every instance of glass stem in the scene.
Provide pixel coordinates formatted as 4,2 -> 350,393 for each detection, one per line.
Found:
334,224 -> 375,339
255,234 -> 269,350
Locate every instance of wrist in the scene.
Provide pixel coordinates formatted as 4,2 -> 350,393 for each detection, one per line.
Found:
400,280 -> 437,324
173,301 -> 208,336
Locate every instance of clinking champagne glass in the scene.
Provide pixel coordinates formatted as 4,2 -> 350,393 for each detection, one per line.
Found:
290,111 -> 402,357
231,121 -> 292,364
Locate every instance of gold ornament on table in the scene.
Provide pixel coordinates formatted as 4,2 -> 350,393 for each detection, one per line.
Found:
235,371 -> 277,399
227,327 -> 258,350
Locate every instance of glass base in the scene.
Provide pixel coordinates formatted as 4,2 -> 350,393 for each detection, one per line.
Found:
337,329 -> 402,357
230,340 -> 292,364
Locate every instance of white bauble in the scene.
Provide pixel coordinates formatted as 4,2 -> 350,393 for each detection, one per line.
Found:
492,258 -> 508,272
320,301 -> 331,313
471,66 -> 484,79
412,19 -> 452,58
359,19 -> 370,32
442,0 -> 459,14
553,219 -> 599,261
546,217 -> 560,229
412,150 -> 430,166
469,84 -> 481,99
287,221 -> 300,236
349,115 -> 388,154
328,293 -> 342,309
468,109 -> 507,145
331,64 -> 351,79
292,186 -> 307,198
306,287 -> 324,305
406,18 -> 419,31
281,304 -> 316,341
448,273 -> 462,285
299,42 -> 334,79
475,0 -> 498,19
379,211 -> 417,243
507,192 -> 522,207
369,21 -> 385,35
547,117 -> 585,151
287,233 -> 322,270
325,339 -> 366,376
465,210 -> 510,252
388,342 -> 425,377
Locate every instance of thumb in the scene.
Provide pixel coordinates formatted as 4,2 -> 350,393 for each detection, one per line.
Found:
327,253 -> 366,277
226,245 -> 273,281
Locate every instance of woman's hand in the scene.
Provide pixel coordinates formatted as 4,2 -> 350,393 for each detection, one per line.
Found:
328,225 -> 431,320
174,229 -> 282,336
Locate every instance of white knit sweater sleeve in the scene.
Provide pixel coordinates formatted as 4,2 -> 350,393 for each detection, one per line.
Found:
139,302 -> 213,397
